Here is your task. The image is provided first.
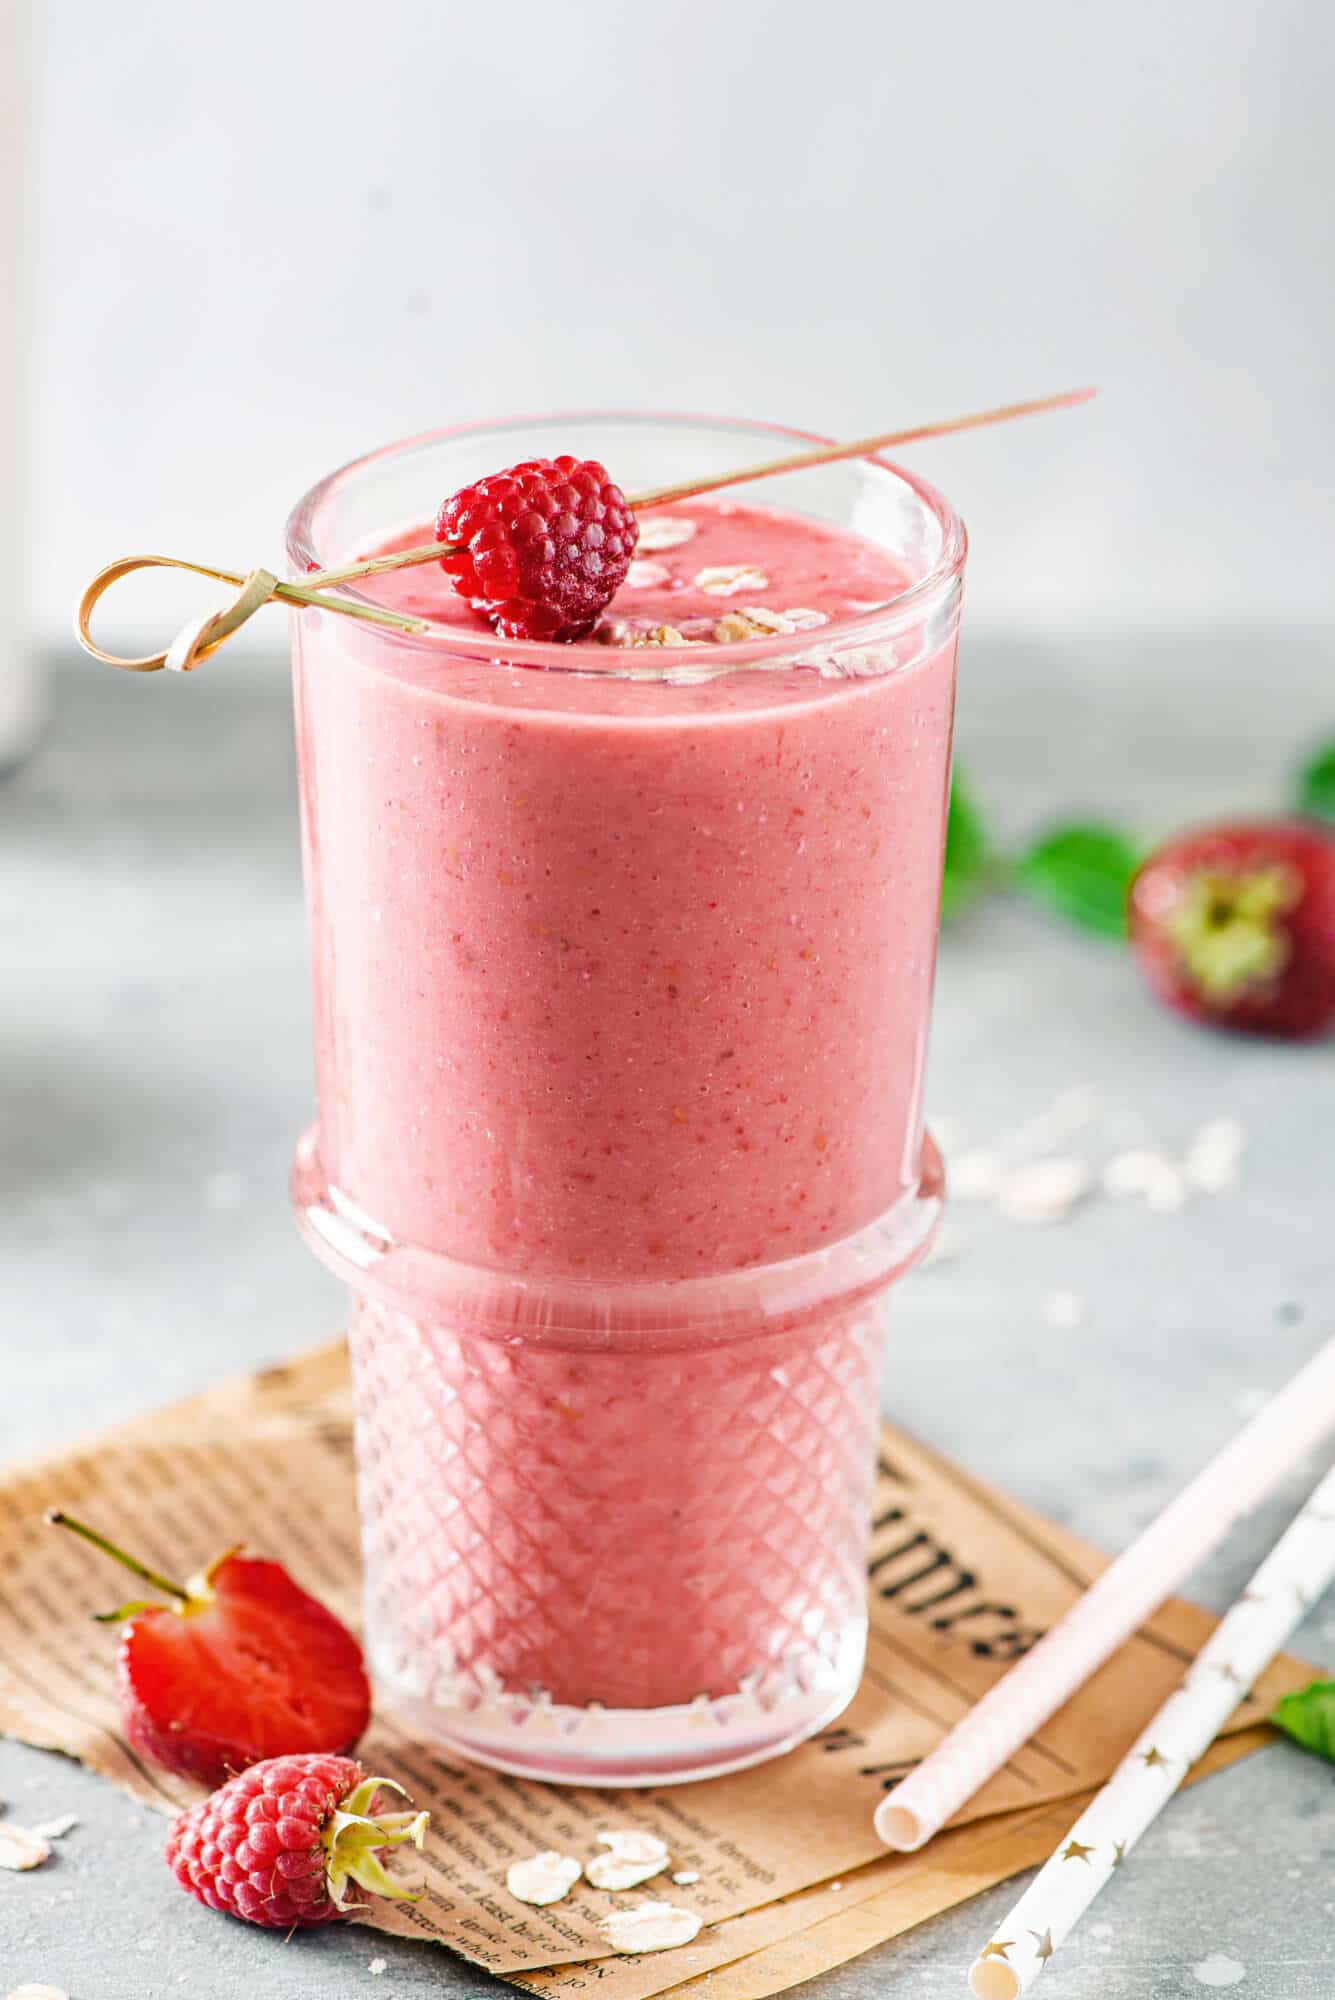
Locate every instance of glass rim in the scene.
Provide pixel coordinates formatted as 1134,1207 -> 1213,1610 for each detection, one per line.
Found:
285,409 -> 968,674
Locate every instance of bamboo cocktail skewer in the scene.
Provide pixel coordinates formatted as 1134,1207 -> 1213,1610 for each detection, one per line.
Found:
302,388 -> 1096,593
76,388 -> 1095,673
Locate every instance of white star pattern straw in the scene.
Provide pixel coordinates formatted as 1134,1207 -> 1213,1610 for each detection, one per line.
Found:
967,1457 -> 1335,1998
876,1337 -> 1335,1852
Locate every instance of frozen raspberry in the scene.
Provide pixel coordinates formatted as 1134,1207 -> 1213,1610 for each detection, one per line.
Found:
165,1753 -> 428,1929
435,455 -> 639,640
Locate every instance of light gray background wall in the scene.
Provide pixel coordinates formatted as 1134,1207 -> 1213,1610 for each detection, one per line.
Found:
30,0 -> 1334,660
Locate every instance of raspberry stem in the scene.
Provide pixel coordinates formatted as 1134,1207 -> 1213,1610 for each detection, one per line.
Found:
322,1774 -> 429,1909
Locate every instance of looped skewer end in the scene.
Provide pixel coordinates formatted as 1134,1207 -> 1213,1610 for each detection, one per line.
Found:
75,553 -> 276,673
164,568 -> 281,673
75,551 -> 431,673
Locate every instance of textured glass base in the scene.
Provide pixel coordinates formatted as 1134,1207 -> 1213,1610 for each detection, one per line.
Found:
373,1619 -> 866,1786
348,1293 -> 882,1784
299,1151 -> 943,1786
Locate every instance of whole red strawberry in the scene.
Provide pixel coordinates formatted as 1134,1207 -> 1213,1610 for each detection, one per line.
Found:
435,455 -> 638,640
47,1512 -> 371,1786
166,1752 -> 428,1928
1129,819 -> 1335,1039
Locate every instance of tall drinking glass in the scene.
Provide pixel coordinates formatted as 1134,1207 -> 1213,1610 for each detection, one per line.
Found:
287,416 -> 964,1783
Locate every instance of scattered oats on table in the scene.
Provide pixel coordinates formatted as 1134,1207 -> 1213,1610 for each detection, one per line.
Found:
995,1156 -> 1091,1223
587,1851 -> 668,1890
0,1825 -> 53,1871
600,1900 -> 704,1953
587,1829 -> 670,1890
1102,1148 -> 1187,1209
506,1850 -> 583,1907
1183,1116 -> 1246,1192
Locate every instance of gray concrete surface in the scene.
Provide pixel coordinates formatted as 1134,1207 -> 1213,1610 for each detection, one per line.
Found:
4,634 -> 1334,1996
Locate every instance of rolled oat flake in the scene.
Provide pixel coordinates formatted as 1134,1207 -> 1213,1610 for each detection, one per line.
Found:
600,1900 -> 703,1953
506,1850 -> 582,1906
0,1825 -> 53,1871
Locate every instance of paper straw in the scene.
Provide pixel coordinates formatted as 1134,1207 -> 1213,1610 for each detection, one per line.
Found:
876,1336 -> 1335,1851
967,1455 -> 1335,1997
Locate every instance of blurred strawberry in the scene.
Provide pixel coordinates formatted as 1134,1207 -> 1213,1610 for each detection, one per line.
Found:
1129,819 -> 1335,1039
47,1511 -> 371,1786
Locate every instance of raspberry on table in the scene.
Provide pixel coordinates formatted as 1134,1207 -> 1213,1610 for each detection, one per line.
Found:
435,455 -> 639,641
165,1753 -> 428,1929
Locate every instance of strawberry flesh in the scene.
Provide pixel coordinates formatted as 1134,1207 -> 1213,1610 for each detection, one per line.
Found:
118,1553 -> 371,1787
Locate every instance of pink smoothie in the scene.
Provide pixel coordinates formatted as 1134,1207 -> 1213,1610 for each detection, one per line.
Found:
297,500 -> 953,1283
291,492 -> 958,1762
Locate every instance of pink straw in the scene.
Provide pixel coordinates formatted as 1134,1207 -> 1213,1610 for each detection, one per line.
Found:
875,1335 -> 1335,1851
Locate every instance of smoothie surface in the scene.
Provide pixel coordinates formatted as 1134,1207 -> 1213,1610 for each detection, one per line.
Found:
359,496 -> 914,643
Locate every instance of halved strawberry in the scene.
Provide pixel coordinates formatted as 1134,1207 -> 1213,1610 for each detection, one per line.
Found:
1129,819 -> 1335,1039
47,1513 -> 371,1787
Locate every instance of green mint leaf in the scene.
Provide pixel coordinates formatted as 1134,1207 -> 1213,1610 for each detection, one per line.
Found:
940,770 -> 991,920
1297,742 -> 1335,824
1272,1678 -> 1335,1762
1014,822 -> 1141,938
